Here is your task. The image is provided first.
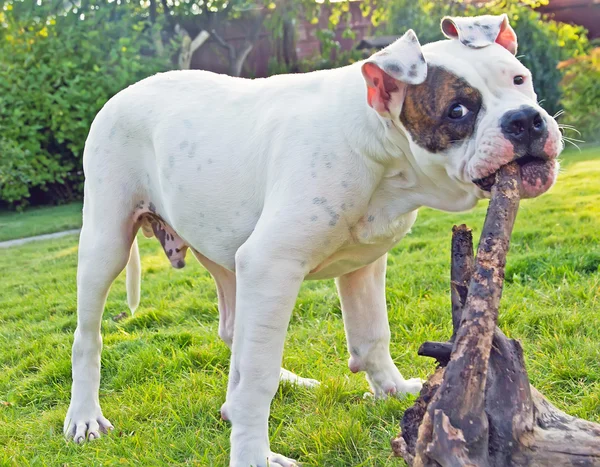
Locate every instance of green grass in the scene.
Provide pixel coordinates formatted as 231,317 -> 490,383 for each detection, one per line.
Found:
1,148 -> 599,466
0,202 -> 83,242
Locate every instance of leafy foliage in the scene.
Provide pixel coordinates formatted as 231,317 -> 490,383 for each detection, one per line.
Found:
0,0 -> 349,207
0,2 -> 170,208
0,137 -> 40,206
560,48 -> 600,143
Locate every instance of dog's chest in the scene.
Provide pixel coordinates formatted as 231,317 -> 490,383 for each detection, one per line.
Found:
306,209 -> 418,279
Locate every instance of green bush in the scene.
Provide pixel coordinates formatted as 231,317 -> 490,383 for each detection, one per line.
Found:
0,4 -> 169,209
0,137 -> 41,205
559,49 -> 600,143
383,0 -> 590,118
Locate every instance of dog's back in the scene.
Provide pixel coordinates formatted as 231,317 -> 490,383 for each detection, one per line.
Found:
81,66 -> 364,270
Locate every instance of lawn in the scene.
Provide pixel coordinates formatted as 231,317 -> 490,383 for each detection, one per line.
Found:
0,202 -> 83,242
0,148 -> 599,466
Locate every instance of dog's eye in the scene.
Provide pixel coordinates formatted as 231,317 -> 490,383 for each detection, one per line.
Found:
513,75 -> 525,85
448,103 -> 470,119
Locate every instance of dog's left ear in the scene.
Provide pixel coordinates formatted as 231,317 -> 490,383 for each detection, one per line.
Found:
441,14 -> 518,55
361,29 -> 427,117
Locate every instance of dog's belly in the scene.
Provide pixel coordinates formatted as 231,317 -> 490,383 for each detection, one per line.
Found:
133,200 -> 417,280
132,192 -> 261,271
306,242 -> 395,280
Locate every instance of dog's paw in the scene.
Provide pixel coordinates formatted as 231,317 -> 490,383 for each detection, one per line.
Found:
230,452 -> 298,467
397,377 -> 424,395
279,368 -> 320,388
267,452 -> 299,467
365,364 -> 423,399
64,406 -> 113,443
230,429 -> 299,467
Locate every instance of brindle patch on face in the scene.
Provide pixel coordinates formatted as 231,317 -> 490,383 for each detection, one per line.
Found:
400,65 -> 482,153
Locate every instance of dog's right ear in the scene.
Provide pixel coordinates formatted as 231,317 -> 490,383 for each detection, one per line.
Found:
441,14 -> 518,55
361,30 -> 427,117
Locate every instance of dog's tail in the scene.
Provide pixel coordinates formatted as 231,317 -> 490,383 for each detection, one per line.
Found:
126,236 -> 141,314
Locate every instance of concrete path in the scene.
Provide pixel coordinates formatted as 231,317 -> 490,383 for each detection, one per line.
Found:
0,229 -> 80,249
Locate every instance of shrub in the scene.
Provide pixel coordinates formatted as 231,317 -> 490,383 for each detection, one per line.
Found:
559,48 -> 600,143
0,4 -> 169,208
0,137 -> 41,205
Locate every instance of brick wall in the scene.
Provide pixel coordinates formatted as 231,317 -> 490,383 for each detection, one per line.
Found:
191,1 -> 372,77
536,0 -> 600,39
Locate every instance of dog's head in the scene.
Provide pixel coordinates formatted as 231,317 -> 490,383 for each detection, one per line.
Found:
361,14 -> 562,199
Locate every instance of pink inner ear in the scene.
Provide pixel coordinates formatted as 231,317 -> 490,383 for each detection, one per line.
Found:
444,21 -> 458,38
496,24 -> 518,54
362,62 -> 397,114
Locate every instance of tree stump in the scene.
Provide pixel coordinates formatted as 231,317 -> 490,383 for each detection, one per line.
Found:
392,163 -> 600,466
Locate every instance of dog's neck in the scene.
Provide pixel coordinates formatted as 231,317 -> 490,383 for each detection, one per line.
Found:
336,64 -> 480,220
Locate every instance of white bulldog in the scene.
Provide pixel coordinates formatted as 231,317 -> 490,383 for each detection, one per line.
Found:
64,14 -> 562,466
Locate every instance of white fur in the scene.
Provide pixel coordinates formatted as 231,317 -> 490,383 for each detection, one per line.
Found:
126,236 -> 141,313
64,19 -> 562,467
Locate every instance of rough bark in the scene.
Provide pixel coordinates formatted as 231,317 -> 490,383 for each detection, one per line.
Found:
393,163 -> 600,466
449,224 -> 474,342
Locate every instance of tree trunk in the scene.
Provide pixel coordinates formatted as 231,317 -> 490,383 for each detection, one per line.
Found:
393,163 -> 600,466
231,41 -> 254,77
177,26 -> 210,70
211,10 -> 265,77
282,18 -> 298,72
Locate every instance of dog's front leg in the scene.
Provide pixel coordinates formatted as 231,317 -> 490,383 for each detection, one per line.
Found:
335,254 -> 422,397
221,239 -> 306,467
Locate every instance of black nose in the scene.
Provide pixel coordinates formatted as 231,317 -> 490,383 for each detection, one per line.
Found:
501,106 -> 547,147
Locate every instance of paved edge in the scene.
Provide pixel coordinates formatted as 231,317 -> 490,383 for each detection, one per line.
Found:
0,229 -> 81,248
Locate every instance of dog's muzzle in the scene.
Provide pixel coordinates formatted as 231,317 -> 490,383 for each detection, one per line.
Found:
473,105 -> 558,198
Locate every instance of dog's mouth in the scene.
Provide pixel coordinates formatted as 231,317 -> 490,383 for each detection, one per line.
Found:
473,154 -> 556,198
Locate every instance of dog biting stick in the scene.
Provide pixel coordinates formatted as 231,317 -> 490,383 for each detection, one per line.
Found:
393,163 -> 600,466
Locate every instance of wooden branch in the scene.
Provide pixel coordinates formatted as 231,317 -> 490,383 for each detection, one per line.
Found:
449,224 -> 473,339
417,163 -> 521,466
190,30 -> 211,54
394,162 -> 600,466
211,28 -> 234,53
418,225 -> 474,366
417,342 -> 452,367
232,41 -> 254,77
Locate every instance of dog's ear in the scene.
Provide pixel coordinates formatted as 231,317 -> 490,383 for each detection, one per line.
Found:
441,14 -> 518,55
361,29 -> 427,117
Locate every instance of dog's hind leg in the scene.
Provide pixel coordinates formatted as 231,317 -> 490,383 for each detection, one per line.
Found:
336,254 -> 422,398
64,198 -> 135,443
191,250 -> 237,348
191,250 -> 319,388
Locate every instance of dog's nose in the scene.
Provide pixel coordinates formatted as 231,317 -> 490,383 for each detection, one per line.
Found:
501,106 -> 547,147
